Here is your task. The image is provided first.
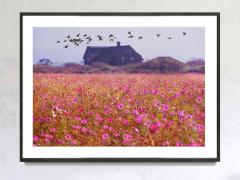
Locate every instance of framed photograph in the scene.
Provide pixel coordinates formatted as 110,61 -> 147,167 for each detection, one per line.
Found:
20,12 -> 220,162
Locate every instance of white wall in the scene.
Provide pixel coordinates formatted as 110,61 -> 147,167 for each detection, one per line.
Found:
0,0 -> 240,179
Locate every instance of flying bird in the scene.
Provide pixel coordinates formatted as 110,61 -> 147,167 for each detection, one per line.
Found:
97,35 -> 103,41
109,39 -> 114,42
128,35 -> 134,38
64,40 -> 67,42
183,32 -> 186,35
79,38 -> 84,43
138,36 -> 143,40
76,33 -> 80,37
128,31 -> 132,34
66,35 -> 70,38
86,36 -> 92,42
64,45 -> 69,48
109,34 -> 114,38
157,33 -> 161,37
56,41 -> 60,43
167,37 -> 172,39
83,34 -> 87,37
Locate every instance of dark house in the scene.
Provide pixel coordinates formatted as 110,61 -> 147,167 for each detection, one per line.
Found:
83,42 -> 143,66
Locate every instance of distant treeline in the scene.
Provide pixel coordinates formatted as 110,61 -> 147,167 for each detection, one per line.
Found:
34,57 -> 205,74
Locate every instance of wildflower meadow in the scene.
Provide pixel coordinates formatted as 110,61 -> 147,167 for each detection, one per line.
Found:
33,73 -> 205,147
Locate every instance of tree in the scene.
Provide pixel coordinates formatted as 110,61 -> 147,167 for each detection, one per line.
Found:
37,58 -> 53,65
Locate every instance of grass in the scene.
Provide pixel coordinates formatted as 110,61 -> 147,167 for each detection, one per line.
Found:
33,73 -> 205,147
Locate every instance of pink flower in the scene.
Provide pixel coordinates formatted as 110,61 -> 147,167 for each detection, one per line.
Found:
125,109 -> 131,114
122,119 -> 129,126
103,125 -> 109,130
153,100 -> 161,108
113,133 -> 120,138
33,135 -> 39,143
174,92 -> 181,98
42,133 -> 53,143
156,121 -> 163,127
102,133 -> 109,141
104,107 -> 112,114
81,119 -> 88,125
72,98 -> 78,103
138,107 -> 145,113
74,116 -> 81,120
64,111 -> 71,116
176,141 -> 183,147
50,128 -> 56,133
197,124 -> 204,132
78,107 -> 84,113
95,114 -> 103,123
149,123 -> 159,134
151,89 -> 159,95
117,103 -> 124,109
196,96 -> 203,103
178,110 -> 184,118
42,133 -> 53,139
135,116 -> 143,124
65,134 -> 73,141
132,109 -> 139,116
109,127 -> 117,133
123,133 -> 132,143
81,127 -> 88,134
135,114 -> 147,124
170,111 -> 175,115
143,120 -> 152,127
167,120 -> 174,127
162,141 -> 170,146
134,128 -> 139,133
187,121 -> 194,128
107,118 -> 113,123
186,114 -> 193,119
162,104 -> 169,112
72,125 -> 81,130
71,139 -> 78,145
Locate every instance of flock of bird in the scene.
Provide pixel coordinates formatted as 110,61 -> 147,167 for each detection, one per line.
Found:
56,31 -> 187,49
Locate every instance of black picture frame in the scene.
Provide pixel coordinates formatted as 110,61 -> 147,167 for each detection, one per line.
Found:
20,12 -> 220,162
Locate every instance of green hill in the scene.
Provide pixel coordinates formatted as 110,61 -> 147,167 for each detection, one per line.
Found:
184,59 -> 205,73
125,56 -> 185,73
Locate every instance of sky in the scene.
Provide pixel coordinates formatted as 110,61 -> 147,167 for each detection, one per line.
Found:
33,27 -> 205,64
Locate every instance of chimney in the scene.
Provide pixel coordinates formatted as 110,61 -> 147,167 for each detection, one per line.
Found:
117,41 -> 120,47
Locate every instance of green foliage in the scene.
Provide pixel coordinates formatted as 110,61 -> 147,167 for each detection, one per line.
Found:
33,58 -> 205,74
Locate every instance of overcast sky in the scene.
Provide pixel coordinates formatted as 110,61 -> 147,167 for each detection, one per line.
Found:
33,27 -> 205,64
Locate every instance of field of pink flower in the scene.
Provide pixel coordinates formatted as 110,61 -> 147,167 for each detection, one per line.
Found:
33,73 -> 205,147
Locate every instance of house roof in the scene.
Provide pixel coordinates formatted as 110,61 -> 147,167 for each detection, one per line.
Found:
83,45 -> 143,60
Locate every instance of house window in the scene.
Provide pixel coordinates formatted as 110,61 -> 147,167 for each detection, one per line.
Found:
130,57 -> 135,61
121,57 -> 125,60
